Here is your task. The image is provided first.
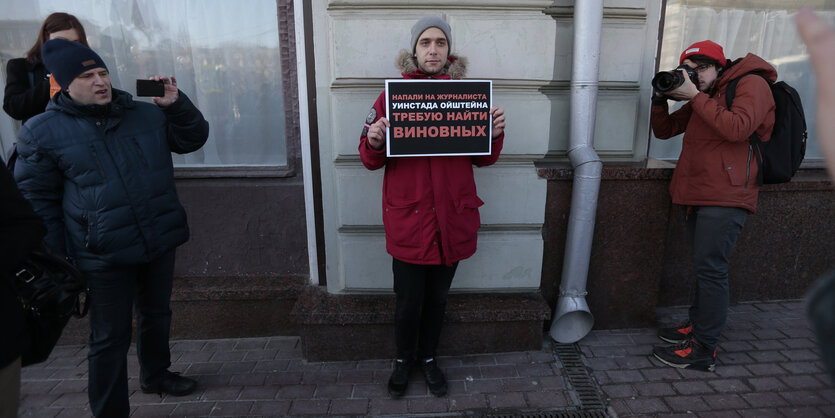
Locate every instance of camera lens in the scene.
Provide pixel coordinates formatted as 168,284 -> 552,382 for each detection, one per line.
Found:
652,71 -> 682,92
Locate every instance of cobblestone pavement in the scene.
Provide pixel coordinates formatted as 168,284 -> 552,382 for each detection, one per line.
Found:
591,300 -> 835,417
18,299 -> 835,417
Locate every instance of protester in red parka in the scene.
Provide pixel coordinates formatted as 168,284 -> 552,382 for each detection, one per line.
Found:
359,15 -> 505,398
650,41 -> 776,373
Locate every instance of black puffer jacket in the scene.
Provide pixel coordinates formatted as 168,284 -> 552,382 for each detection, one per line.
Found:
0,163 -> 46,368
14,88 -> 209,271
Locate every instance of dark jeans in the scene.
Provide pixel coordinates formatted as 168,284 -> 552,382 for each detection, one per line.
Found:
807,269 -> 835,384
392,258 -> 458,361
685,206 -> 748,351
86,251 -> 176,418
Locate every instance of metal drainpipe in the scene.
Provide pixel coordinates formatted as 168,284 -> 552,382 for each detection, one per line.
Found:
549,0 -> 604,344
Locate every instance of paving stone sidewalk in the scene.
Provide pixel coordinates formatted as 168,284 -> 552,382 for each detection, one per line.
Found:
590,300 -> 835,417
18,299 -> 835,417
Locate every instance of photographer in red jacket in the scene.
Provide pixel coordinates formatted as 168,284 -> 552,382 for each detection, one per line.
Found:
650,40 -> 776,372
359,15 -> 505,397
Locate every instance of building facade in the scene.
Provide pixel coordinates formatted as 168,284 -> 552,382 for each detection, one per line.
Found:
1,0 -> 832,359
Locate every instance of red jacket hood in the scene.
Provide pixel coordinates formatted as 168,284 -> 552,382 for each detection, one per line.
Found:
710,53 -> 778,94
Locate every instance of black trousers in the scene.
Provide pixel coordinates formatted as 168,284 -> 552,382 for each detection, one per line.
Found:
392,258 -> 458,361
685,206 -> 748,351
86,251 -> 176,418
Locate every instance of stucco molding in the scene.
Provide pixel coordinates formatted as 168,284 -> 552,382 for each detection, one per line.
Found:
338,224 -> 544,233
330,78 -> 555,91
546,6 -> 647,21
327,0 -> 553,11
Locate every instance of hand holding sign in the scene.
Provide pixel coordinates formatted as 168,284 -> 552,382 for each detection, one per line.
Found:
368,117 -> 390,150
386,80 -> 493,157
490,106 -> 505,139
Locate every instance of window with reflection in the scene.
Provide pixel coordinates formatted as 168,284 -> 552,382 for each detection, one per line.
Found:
0,0 -> 288,167
649,0 -> 835,164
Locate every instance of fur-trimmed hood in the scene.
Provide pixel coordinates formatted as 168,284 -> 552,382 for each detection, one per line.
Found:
395,49 -> 467,79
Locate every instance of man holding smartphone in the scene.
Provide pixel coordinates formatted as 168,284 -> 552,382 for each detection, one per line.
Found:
13,38 -> 209,417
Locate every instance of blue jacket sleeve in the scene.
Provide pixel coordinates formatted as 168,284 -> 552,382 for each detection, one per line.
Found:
162,90 -> 210,154
13,126 -> 66,255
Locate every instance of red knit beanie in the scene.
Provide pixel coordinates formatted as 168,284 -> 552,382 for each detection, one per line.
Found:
679,40 -> 727,67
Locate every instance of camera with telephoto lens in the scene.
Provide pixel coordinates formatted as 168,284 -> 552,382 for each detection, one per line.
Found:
652,65 -> 700,94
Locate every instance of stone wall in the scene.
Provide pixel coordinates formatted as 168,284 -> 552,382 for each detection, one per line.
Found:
540,167 -> 835,330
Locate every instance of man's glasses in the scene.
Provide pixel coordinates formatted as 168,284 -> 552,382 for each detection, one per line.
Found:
692,64 -> 713,73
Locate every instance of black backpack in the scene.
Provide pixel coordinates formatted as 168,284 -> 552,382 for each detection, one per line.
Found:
725,73 -> 807,185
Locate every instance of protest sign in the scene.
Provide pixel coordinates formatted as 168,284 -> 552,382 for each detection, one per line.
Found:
385,80 -> 492,157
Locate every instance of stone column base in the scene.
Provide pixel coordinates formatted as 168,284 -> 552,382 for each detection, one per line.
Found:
291,285 -> 552,361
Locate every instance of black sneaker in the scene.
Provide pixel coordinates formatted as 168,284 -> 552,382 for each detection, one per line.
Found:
658,320 -> 693,344
140,371 -> 197,396
652,338 -> 716,372
387,359 -> 411,398
420,357 -> 447,396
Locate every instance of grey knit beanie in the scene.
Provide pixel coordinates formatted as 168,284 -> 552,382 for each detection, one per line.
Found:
410,15 -> 452,54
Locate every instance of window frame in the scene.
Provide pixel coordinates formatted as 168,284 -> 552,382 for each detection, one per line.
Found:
648,0 -> 828,169
175,0 -> 300,179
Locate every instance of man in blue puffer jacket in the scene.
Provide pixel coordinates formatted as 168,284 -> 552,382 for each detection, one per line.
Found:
14,38 -> 209,417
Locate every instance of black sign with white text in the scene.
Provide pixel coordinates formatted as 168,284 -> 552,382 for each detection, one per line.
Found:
385,80 -> 492,157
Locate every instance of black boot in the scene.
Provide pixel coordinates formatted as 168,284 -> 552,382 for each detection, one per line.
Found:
140,370 -> 197,396
387,358 -> 411,398
421,357 -> 447,396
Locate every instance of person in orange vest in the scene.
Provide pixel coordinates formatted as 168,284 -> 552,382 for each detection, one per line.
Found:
3,12 -> 89,124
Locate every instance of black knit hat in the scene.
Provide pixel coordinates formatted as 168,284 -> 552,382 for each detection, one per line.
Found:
41,38 -> 107,89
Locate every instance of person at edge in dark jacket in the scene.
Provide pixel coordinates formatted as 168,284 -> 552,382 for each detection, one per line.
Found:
650,40 -> 776,372
796,7 -> 835,384
3,12 -> 89,124
359,15 -> 506,398
13,38 -> 209,417
0,163 -> 46,418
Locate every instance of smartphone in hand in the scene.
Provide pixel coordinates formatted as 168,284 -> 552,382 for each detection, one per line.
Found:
136,79 -> 165,97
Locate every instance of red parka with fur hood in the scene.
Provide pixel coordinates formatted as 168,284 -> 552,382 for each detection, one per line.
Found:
651,53 -> 776,213
359,51 -> 504,265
